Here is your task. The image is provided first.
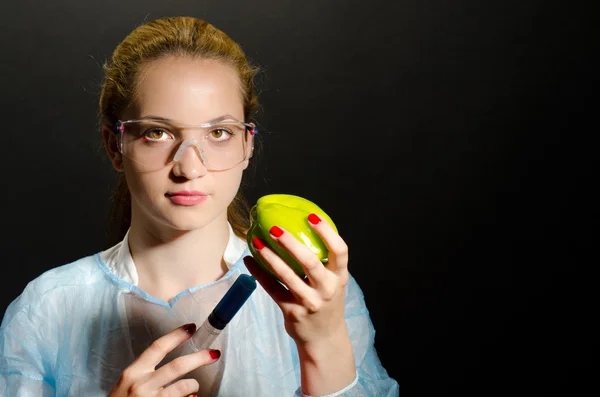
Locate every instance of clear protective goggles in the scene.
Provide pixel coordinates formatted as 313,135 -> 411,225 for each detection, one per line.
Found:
112,117 -> 258,172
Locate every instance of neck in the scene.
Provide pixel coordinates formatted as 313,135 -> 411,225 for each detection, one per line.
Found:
127,212 -> 230,302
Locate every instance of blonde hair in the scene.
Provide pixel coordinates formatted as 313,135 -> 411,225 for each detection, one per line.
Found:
98,16 -> 261,245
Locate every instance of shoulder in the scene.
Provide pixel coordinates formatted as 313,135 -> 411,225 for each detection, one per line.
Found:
25,253 -> 104,295
2,253 -> 105,326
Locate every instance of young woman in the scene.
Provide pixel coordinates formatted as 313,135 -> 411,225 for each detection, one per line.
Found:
0,16 -> 399,397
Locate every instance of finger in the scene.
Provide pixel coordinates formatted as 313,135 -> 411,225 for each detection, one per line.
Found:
150,349 -> 221,390
134,323 -> 197,370
306,213 -> 349,275
160,377 -> 199,397
267,225 -> 330,289
243,255 -> 293,304
250,235 -> 315,301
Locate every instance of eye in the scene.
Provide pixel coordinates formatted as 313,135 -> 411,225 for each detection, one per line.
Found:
209,128 -> 233,141
142,127 -> 172,141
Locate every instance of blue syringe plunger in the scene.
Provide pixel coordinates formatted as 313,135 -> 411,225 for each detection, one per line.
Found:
208,274 -> 257,329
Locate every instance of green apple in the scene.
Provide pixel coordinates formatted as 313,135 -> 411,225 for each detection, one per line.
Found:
246,194 -> 338,280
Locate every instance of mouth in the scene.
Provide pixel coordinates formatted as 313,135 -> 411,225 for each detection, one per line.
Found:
166,191 -> 208,206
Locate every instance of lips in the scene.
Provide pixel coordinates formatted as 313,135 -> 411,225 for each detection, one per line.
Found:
166,190 -> 208,206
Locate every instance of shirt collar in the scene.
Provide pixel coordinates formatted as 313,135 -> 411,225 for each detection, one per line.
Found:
100,223 -> 248,286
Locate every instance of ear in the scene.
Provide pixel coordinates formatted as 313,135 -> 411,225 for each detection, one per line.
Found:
241,137 -> 255,170
101,124 -> 124,171
245,123 -> 257,163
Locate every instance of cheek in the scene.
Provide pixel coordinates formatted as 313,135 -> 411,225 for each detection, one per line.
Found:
216,168 -> 244,200
123,167 -> 166,202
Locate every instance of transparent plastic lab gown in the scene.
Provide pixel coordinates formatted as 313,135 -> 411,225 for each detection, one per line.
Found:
1,226 -> 399,396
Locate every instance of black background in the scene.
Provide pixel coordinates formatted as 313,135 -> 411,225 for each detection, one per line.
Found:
0,1 -> 593,396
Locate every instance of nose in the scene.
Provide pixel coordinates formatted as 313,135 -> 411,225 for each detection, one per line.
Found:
171,140 -> 209,179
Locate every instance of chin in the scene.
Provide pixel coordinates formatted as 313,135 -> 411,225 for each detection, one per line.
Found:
160,212 -> 211,231
161,202 -> 227,231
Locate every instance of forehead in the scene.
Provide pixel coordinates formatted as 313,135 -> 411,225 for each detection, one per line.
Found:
131,56 -> 244,123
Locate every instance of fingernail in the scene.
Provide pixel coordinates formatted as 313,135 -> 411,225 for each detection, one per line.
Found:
209,349 -> 221,360
252,237 -> 266,250
270,225 -> 284,237
243,256 -> 254,266
183,323 -> 196,334
308,213 -> 321,225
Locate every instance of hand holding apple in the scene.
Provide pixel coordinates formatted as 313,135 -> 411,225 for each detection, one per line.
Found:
243,193 -> 356,395
243,193 -> 351,339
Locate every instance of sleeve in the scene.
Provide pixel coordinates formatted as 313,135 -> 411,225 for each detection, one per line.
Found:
293,273 -> 400,397
0,285 -> 56,396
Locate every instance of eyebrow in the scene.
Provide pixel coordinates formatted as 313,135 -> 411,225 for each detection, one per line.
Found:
139,114 -> 241,124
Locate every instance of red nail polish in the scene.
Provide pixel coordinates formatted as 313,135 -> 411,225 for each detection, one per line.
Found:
209,349 -> 221,359
183,323 -> 196,334
252,237 -> 266,250
270,225 -> 284,237
308,213 -> 321,225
